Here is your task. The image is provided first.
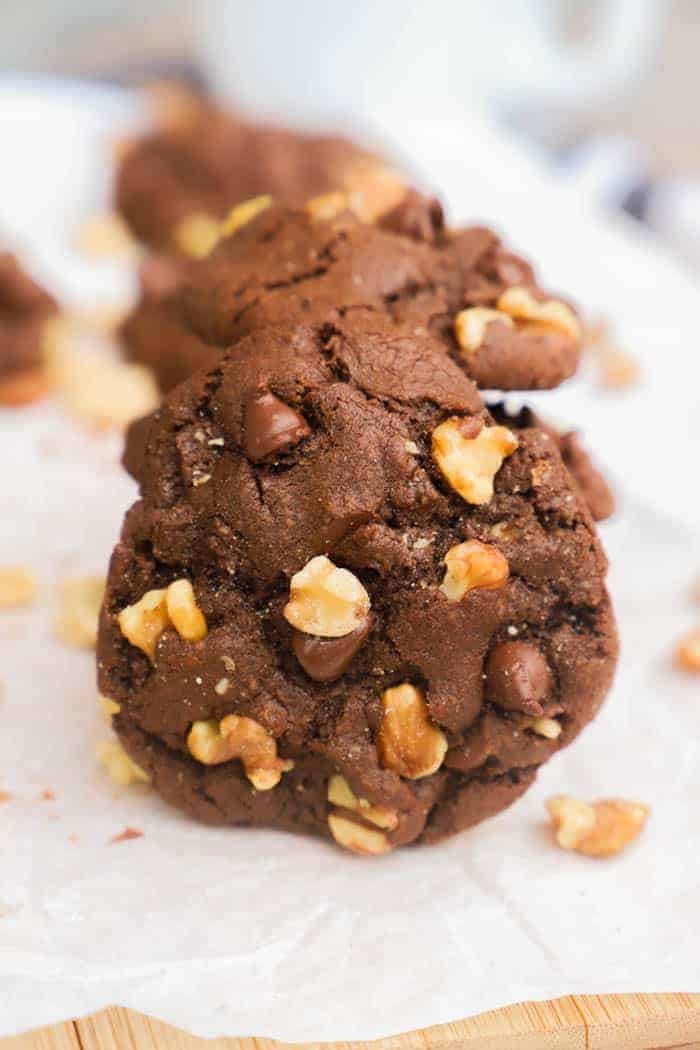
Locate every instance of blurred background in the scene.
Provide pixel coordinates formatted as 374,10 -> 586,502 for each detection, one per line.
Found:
2,9 -> 700,1038
2,0 -> 699,269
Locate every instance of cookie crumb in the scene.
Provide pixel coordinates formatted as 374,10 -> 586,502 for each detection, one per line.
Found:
0,367 -> 48,407
70,304 -> 129,335
0,568 -> 36,609
174,212 -> 220,259
97,739 -> 150,786
546,795 -> 649,858
76,212 -> 138,259
99,695 -> 121,720
598,348 -> 640,391
39,789 -> 55,801
583,316 -> 640,391
0,790 -> 12,804
46,336 -> 158,430
110,826 -> 144,844
676,627 -> 700,673
55,575 -> 105,648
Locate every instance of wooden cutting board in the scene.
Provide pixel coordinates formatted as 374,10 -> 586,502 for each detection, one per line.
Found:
4,996 -> 700,1050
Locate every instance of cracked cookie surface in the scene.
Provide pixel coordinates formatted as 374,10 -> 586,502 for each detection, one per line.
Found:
122,194 -> 581,395
122,195 -> 611,517
99,316 -> 617,853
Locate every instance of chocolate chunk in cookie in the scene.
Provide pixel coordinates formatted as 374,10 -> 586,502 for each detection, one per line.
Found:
292,616 -> 375,683
486,641 -> 553,716
242,390 -> 311,462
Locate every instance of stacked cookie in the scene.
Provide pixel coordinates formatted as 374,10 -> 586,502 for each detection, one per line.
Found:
0,253 -> 57,406
116,92 -> 388,255
98,189 -> 617,854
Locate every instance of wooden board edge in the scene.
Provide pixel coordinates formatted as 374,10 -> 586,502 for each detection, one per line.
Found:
3,994 -> 700,1050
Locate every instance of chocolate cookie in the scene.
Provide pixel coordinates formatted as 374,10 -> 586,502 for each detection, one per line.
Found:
98,316 -> 616,854
489,403 -> 614,522
0,253 -> 57,405
121,194 -> 581,394
116,98 -> 381,252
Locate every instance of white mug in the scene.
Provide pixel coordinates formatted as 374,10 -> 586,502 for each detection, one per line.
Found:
196,0 -> 663,128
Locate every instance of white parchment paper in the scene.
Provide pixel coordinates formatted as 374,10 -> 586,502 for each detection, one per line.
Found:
1,85 -> 699,1041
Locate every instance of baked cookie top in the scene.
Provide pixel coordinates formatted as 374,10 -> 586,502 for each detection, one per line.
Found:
116,99 -> 380,252
101,315 -> 616,852
123,193 -> 582,393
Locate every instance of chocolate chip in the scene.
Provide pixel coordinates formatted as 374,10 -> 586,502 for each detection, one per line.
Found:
292,616 -> 373,682
379,190 -> 444,243
243,390 -> 310,462
486,641 -> 553,715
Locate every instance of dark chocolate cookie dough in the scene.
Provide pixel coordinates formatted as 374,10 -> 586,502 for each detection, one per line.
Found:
116,96 -> 381,252
121,193 -> 581,395
98,316 -> 616,854
0,253 -> 57,405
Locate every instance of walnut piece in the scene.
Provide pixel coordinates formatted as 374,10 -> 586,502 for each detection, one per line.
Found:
96,739 -> 149,786
143,78 -> 202,132
490,520 -> 522,541
378,683 -> 447,780
99,695 -> 121,720
432,418 -> 518,505
305,191 -> 349,222
44,327 -> 158,430
676,627 -> 700,673
284,555 -> 370,638
547,795 -> 649,858
76,212 -> 138,259
328,813 -> 391,856
174,212 -> 220,258
327,774 -> 398,830
118,587 -> 169,662
0,568 -> 36,609
118,579 -> 207,662
530,459 -> 553,488
454,306 -> 513,354
65,357 -> 158,429
55,575 -> 105,648
220,195 -> 272,238
440,540 -> 509,602
0,367 -> 48,407
497,286 -> 581,341
187,715 -> 293,790
523,716 -> 561,740
343,164 -> 407,223
165,579 -> 208,642
598,348 -> 640,391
